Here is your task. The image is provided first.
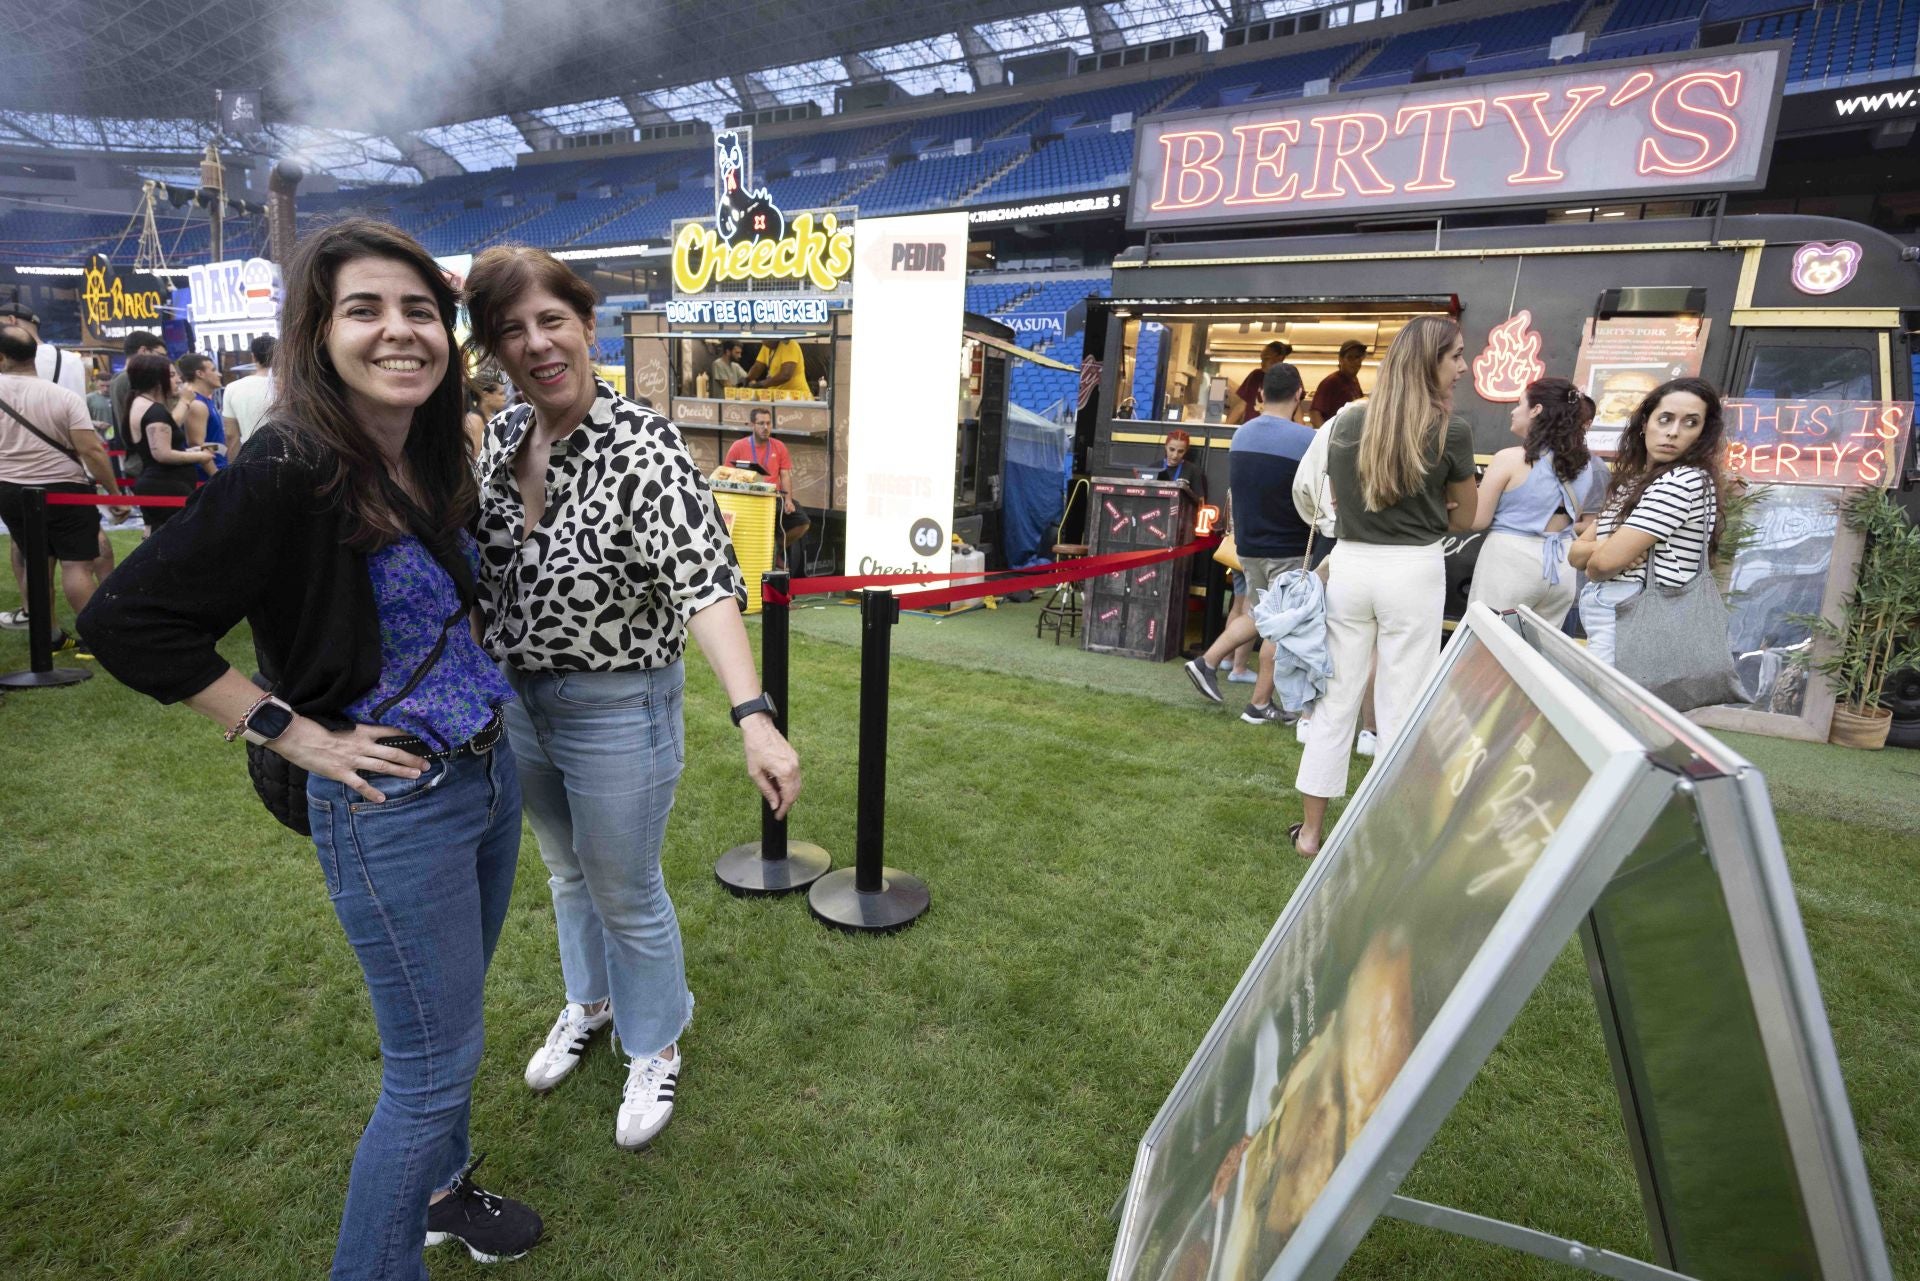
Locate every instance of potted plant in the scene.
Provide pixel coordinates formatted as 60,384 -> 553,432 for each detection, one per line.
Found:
1792,489 -> 1920,749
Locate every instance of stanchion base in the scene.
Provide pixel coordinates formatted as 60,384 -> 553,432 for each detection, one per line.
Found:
0,666 -> 91,689
808,866 -> 930,934
715,840 -> 833,897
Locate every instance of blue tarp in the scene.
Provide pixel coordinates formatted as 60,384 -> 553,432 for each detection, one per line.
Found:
1002,403 -> 1070,568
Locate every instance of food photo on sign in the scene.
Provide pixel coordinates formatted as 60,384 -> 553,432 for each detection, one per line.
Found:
1113,634 -> 1590,1281
1572,315 -> 1712,453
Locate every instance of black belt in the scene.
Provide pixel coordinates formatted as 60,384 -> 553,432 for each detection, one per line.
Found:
378,711 -> 504,761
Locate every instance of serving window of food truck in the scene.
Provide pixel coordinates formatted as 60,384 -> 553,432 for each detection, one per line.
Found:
1085,42 -> 1918,743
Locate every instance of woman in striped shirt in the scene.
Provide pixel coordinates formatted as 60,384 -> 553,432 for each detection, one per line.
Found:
1569,376 -> 1727,665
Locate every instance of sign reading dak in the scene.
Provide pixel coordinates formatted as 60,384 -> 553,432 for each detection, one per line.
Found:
1129,47 -> 1785,229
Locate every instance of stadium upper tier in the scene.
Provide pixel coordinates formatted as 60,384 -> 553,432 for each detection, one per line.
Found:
3,0 -> 1914,268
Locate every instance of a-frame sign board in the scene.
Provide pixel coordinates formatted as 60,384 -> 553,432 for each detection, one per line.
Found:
1109,604 -> 1892,1281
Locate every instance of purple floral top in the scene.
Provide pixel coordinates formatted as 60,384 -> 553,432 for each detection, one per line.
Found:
343,534 -> 513,751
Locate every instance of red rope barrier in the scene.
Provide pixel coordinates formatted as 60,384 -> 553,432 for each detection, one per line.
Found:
43,492 -> 188,508
896,539 -> 1213,610
783,536 -> 1218,602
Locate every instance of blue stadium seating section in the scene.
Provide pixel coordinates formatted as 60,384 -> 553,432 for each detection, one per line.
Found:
977,129 -> 1135,201
1168,43 -> 1366,110
904,103 -> 1040,149
849,150 -> 1005,216
1345,0 -> 1586,87
1746,0 -> 1920,87
7,0 -> 1918,268
963,275 -> 1110,417
1605,0 -> 1708,33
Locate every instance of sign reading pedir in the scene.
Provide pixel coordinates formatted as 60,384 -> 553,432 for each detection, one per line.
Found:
1721,398 -> 1912,488
1129,47 -> 1784,229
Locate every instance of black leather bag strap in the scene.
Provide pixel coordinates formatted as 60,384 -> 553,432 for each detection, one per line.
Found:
0,392 -> 79,461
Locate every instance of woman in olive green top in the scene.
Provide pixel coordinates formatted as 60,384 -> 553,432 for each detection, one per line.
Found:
1292,315 -> 1476,857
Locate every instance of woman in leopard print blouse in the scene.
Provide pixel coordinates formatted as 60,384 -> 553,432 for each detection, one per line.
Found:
464,245 -> 801,1151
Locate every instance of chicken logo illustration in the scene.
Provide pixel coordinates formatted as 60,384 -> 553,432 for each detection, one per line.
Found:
713,129 -> 785,247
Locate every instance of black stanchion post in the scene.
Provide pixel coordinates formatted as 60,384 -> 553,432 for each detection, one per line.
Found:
1,487 -> 90,690
808,588 -> 929,933
716,570 -> 832,896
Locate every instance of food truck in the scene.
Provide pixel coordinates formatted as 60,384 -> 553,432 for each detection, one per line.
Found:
1081,44 -> 1918,742
625,128 -> 1053,574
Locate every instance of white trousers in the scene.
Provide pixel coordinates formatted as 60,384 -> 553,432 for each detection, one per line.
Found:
1295,541 -> 1445,800
1467,530 -> 1578,627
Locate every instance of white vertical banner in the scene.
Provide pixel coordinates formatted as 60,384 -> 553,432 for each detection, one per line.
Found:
844,212 -> 969,580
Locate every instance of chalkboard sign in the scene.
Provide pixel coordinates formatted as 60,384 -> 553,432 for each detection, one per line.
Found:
1110,604 -> 1891,1281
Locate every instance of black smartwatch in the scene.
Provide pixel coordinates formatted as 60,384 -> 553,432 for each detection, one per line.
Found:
729,692 -> 778,726
241,695 -> 296,746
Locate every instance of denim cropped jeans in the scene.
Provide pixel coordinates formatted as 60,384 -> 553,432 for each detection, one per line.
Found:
305,742 -> 523,1281
502,663 -> 692,1060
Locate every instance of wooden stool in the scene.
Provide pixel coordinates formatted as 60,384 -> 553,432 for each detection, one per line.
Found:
1036,543 -> 1088,643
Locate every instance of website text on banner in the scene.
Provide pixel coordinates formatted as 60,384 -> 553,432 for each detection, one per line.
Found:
843,211 -> 969,582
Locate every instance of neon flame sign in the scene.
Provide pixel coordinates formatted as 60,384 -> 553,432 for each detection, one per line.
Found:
1472,312 -> 1545,404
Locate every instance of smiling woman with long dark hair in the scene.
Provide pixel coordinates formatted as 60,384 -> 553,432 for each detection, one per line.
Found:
79,218 -> 542,1277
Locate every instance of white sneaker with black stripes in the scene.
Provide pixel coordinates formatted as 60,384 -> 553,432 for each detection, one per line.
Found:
524,1001 -> 612,1093
616,1047 -> 679,1150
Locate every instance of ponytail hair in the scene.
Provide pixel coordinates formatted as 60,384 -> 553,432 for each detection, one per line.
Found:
1519,376 -> 1593,485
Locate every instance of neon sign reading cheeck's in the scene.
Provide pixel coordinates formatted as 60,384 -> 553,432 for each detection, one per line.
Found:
1128,48 -> 1783,229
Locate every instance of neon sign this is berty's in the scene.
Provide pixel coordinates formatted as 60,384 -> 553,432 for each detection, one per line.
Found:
1128,47 -> 1785,229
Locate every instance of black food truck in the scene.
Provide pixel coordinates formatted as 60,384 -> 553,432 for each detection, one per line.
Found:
1078,44 -> 1918,744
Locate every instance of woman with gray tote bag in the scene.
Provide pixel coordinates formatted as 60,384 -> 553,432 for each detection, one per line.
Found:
1570,376 -> 1747,711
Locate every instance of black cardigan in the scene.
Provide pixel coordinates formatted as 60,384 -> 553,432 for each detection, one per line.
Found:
79,422 -> 382,727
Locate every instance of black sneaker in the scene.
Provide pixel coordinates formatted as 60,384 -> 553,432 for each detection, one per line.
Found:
1240,702 -> 1295,726
1183,657 -> 1223,704
425,1156 -> 543,1264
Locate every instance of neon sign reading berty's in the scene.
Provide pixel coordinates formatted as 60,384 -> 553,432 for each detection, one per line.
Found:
1128,48 -> 1784,229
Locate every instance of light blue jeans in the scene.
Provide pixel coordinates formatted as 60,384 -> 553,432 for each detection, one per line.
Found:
305,744 -> 523,1281
502,663 -> 692,1059
1577,577 -> 1644,666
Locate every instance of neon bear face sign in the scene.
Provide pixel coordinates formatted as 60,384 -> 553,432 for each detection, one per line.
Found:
1128,49 -> 1783,230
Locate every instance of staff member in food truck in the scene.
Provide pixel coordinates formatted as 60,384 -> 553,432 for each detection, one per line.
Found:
745,336 -> 811,396
1232,340 -> 1292,425
1308,341 -> 1368,425
724,405 -> 811,561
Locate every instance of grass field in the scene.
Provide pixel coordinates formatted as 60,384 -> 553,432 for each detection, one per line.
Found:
2,537 -> 1915,1280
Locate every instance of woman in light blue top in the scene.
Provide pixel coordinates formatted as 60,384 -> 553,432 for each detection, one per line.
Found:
1468,376 -> 1609,627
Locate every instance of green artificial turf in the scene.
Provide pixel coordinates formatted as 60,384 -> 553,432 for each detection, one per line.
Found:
1,536 -> 1914,1279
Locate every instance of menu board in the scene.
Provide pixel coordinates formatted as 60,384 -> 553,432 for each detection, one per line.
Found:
1572,316 -> 1712,454
1111,633 -> 1593,1281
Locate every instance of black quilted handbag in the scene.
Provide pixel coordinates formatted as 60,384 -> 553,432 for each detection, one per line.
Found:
247,740 -> 312,836
241,530 -> 476,838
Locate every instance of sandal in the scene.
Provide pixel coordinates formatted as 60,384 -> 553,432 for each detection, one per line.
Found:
1288,823 -> 1317,860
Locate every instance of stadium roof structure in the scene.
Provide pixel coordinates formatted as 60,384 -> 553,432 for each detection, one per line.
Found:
0,0 -> 1332,179
0,0 -> 1328,180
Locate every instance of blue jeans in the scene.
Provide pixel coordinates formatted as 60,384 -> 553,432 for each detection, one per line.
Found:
1577,577 -> 1644,666
502,664 -> 692,1059
305,744 -> 523,1281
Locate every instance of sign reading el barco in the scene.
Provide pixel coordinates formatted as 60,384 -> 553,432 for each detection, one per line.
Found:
1129,47 -> 1784,229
